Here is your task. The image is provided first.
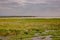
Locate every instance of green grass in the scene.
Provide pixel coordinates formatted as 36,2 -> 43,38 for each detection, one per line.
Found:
0,18 -> 60,40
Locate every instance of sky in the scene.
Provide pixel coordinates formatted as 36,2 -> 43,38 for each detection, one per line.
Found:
0,0 -> 60,16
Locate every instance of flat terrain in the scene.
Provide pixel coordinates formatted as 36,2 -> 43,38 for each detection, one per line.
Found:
0,17 -> 60,40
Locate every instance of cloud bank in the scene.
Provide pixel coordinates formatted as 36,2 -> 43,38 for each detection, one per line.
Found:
0,0 -> 60,16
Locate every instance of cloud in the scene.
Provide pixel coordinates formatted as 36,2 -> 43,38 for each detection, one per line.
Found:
0,0 -> 60,16
9,0 -> 60,7
26,0 -> 48,4
0,0 -> 60,6
3,0 -> 48,6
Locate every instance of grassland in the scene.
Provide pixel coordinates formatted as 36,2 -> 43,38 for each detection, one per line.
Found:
0,18 -> 60,40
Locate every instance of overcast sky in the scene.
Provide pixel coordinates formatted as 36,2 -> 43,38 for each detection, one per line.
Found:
0,0 -> 60,16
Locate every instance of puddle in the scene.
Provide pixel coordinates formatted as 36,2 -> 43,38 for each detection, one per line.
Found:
32,35 -> 52,40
